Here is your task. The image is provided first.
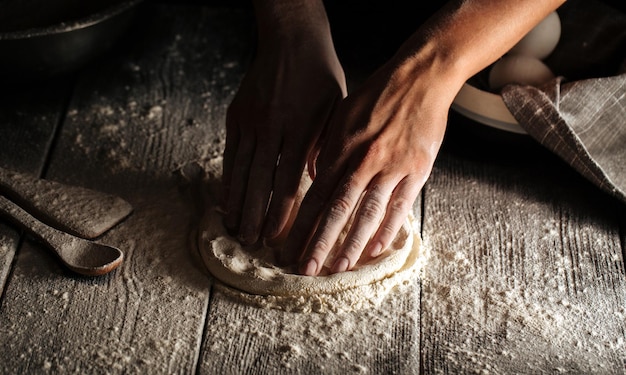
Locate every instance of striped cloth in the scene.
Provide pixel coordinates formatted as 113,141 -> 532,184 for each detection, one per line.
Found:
501,0 -> 625,204
502,75 -> 626,203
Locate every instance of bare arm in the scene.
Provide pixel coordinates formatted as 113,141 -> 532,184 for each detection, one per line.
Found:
284,0 -> 566,275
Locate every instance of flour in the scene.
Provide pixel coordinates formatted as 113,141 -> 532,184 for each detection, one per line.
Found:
202,267 -> 423,373
419,209 -> 626,374
187,155 -> 428,313
197,205 -> 426,313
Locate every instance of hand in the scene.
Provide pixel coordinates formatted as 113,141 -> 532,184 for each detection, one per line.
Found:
283,60 -> 458,275
222,1 -> 346,245
279,0 -> 565,275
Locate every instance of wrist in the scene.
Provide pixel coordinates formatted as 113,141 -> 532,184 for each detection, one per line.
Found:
252,0 -> 332,51
383,38 -> 468,106
382,0 -> 566,103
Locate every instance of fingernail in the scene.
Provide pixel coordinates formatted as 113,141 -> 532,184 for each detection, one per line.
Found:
370,242 -> 383,257
300,259 -> 318,276
331,257 -> 350,274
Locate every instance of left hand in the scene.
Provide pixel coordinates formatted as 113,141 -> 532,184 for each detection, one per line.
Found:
221,0 -> 347,245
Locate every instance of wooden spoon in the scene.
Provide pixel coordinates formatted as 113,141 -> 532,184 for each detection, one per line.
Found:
0,167 -> 132,239
0,195 -> 123,276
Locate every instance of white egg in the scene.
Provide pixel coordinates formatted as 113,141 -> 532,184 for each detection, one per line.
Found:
488,55 -> 555,91
509,11 -> 561,59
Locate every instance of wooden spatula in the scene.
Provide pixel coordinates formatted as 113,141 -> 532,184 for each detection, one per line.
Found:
0,167 -> 132,239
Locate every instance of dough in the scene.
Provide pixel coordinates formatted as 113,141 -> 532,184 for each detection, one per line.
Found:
197,207 -> 426,313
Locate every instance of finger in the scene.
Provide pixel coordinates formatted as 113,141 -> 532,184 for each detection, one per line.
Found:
307,149 -> 318,180
280,122 -> 348,268
261,149 -> 306,241
280,163 -> 343,268
306,91 -> 343,181
221,115 -> 240,208
365,175 -> 421,258
330,179 -> 396,273
298,173 -> 370,276
238,136 -> 282,244
223,135 -> 256,233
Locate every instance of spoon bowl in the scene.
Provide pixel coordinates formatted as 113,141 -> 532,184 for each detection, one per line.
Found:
60,238 -> 123,276
0,195 -> 124,276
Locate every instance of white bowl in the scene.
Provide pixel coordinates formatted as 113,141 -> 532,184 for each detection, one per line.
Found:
451,83 -> 527,135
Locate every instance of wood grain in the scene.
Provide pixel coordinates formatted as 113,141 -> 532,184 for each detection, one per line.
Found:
198,281 -> 421,374
0,5 -> 250,373
0,81 -> 70,296
0,81 -> 70,175
197,196 -> 423,374
0,2 -> 624,373
420,135 -> 626,374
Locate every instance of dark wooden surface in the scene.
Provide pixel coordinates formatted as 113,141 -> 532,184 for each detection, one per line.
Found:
0,3 -> 624,374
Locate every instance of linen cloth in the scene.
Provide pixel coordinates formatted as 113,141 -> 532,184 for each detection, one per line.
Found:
501,0 -> 625,203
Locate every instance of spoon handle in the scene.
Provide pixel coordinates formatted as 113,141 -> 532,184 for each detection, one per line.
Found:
0,195 -> 78,263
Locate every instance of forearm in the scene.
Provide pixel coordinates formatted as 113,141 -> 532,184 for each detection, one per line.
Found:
251,0 -> 332,51
385,0 -> 566,100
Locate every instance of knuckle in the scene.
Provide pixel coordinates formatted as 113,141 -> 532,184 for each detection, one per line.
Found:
360,199 -> 384,222
328,197 -> 352,220
367,141 -> 384,157
342,238 -> 365,256
378,222 -> 398,242
360,141 -> 386,164
310,237 -> 332,257
389,196 -> 412,214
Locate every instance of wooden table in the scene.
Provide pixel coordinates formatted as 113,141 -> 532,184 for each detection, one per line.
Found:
1,3 -> 624,374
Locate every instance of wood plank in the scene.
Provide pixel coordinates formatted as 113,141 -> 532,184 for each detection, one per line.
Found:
0,5 -> 250,373
620,203 -> 626,342
621,208 -> 626,271
197,195 -> 423,374
420,127 -> 626,373
0,82 -> 70,175
193,3 -> 428,371
198,273 -> 421,374
0,81 -> 70,295
2,1 -> 622,373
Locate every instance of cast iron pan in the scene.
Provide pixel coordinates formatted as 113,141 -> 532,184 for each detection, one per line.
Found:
0,0 -> 144,83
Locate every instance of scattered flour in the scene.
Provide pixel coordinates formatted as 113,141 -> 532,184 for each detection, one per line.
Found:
202,271 -> 423,374
419,198 -> 626,374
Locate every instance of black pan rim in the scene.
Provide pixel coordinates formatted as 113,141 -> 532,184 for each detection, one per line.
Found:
0,0 -> 144,41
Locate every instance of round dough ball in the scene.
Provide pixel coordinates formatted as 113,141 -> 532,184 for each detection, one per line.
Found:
509,11 -> 561,59
488,55 -> 555,91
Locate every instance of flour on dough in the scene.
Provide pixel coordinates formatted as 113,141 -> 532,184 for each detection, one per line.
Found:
197,206 -> 427,313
